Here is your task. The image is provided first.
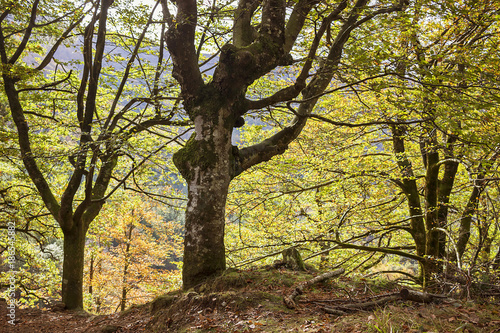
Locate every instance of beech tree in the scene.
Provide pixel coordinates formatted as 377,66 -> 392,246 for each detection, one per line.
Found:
163,0 -> 410,289
0,0 -> 183,309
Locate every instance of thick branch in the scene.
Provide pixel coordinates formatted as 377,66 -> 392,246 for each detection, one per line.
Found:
284,0 -> 319,53
59,0 -> 112,228
2,78 -> 61,221
261,0 -> 286,45
233,0 -> 261,47
247,0 -> 349,110
79,155 -> 118,231
164,0 -> 203,105
391,125 -> 426,256
76,13 -> 96,125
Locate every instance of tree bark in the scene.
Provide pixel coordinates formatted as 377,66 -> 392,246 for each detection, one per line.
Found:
61,224 -> 87,310
390,125 -> 426,257
173,102 -> 233,289
437,135 -> 459,258
421,129 -> 440,260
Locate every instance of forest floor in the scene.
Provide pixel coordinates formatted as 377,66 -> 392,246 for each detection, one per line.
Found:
1,267 -> 500,333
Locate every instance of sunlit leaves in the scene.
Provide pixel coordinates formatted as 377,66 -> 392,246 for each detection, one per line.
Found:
84,191 -> 183,314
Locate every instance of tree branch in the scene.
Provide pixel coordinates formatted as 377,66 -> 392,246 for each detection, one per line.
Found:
17,71 -> 73,93
236,0 -> 375,174
164,0 -> 203,105
233,0 -> 261,47
103,1 -> 160,134
8,0 -> 40,64
326,239 -> 425,262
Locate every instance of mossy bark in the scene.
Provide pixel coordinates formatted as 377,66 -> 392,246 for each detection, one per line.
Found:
174,106 -> 234,290
282,247 -> 306,271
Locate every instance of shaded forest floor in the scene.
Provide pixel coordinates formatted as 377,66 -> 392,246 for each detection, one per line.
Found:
2,268 -> 500,333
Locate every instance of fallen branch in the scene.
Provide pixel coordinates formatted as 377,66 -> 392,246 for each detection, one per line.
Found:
399,288 -> 447,303
320,288 -> 449,315
330,294 -> 401,311
284,268 -> 345,309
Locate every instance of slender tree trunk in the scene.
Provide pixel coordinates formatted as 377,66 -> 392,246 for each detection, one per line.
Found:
62,225 -> 87,309
420,128 -> 440,260
437,160 -> 459,257
421,132 -> 442,290
120,287 -> 127,312
88,254 -> 94,295
120,223 -> 134,312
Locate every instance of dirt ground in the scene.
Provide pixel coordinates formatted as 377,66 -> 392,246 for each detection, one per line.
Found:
1,269 -> 500,333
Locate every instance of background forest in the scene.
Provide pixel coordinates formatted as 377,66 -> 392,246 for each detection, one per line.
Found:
1,0 -> 500,319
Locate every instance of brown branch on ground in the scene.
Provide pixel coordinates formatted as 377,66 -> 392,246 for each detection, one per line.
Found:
283,268 -> 345,309
320,288 -> 449,315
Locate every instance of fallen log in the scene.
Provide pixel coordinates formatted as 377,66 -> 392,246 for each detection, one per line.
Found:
284,268 -> 345,309
399,288 -> 447,303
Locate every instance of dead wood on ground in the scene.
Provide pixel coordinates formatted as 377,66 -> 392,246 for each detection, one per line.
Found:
319,288 -> 450,315
283,268 -> 345,309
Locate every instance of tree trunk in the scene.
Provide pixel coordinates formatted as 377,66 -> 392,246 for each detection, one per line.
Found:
390,125 -> 426,257
120,223 -> 133,312
420,129 -> 441,266
437,135 -> 459,258
164,0 -> 408,291
120,286 -> 127,312
88,254 -> 94,295
457,181 -> 484,259
174,105 -> 233,290
62,225 -> 87,309
492,245 -> 500,270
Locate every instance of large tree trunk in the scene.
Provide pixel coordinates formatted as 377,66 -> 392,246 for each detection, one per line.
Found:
174,105 -> 233,289
61,225 -> 87,309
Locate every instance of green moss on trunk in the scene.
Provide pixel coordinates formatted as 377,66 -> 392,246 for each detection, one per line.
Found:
173,135 -> 218,182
